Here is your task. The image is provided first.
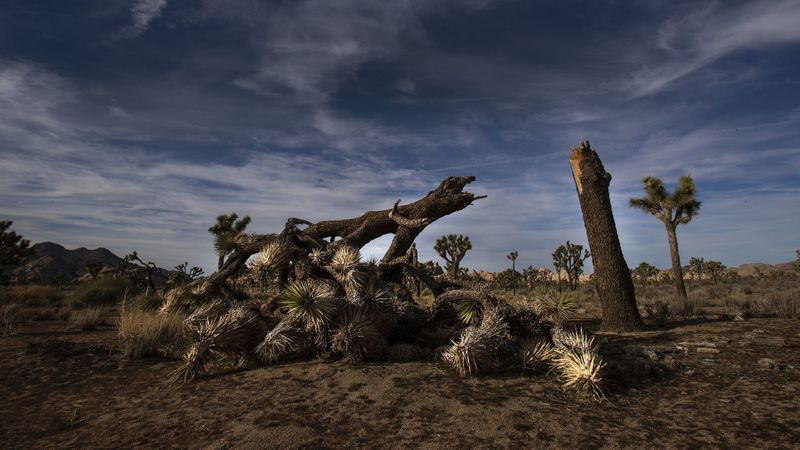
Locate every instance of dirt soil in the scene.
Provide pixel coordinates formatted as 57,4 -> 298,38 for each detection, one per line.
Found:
2,317 -> 799,449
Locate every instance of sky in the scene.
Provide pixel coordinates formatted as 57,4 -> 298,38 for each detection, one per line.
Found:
1,0 -> 799,273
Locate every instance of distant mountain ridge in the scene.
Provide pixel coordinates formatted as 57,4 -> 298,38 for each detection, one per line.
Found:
8,241 -> 171,284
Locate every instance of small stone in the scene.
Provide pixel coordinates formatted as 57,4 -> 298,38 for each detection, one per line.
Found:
642,348 -> 659,361
663,355 -> 680,370
697,347 -> 720,354
734,313 -> 746,321
757,358 -> 781,370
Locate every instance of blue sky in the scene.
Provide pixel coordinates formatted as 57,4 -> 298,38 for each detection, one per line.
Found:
1,0 -> 799,273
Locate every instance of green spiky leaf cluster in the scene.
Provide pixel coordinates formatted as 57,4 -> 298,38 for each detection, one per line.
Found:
278,281 -> 339,333
454,298 -> 484,325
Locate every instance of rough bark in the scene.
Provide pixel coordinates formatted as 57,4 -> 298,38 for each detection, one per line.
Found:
664,222 -> 688,299
569,142 -> 643,332
304,176 -> 485,263
169,177 -> 485,304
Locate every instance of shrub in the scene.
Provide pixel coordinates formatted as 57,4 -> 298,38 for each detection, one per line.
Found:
69,308 -> 105,331
2,304 -> 18,336
117,308 -> 184,359
644,301 -> 671,327
128,293 -> 163,312
2,285 -> 63,306
762,289 -> 800,319
70,278 -> 134,308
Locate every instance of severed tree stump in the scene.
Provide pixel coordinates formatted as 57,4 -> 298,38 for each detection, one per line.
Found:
569,142 -> 643,332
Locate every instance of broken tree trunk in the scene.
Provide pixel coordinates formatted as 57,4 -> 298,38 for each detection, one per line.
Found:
167,176 -> 485,305
304,176 -> 485,263
569,142 -> 644,332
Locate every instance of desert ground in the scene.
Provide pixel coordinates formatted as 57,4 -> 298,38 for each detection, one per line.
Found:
2,280 -> 799,449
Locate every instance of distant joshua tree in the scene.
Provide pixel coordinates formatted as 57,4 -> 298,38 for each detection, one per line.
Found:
506,251 -> 519,294
631,262 -> 659,285
523,266 -> 552,290
630,175 -> 700,299
85,261 -> 105,279
209,213 -> 252,270
174,262 -> 205,285
125,251 -> 159,296
703,260 -> 726,284
688,256 -> 705,280
552,241 -> 590,291
434,234 -> 472,280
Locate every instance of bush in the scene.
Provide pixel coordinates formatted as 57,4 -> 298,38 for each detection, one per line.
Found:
761,289 -> 800,319
70,278 -> 134,308
2,304 -> 18,336
2,285 -> 63,307
117,308 -> 184,359
69,308 -> 105,331
128,293 -> 163,312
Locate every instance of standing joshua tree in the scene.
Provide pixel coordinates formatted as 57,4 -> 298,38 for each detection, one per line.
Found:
434,234 -> 472,280
209,213 -> 252,270
630,176 -> 701,299
506,251 -> 519,295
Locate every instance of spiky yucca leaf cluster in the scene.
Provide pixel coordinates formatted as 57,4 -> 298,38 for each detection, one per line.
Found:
255,317 -> 309,364
550,327 -> 605,399
519,336 -> 555,370
184,299 -> 229,327
442,309 -> 509,376
454,298 -> 484,325
250,241 -> 292,283
358,279 -> 390,309
551,326 -> 594,354
308,248 -> 330,266
534,290 -> 575,323
330,246 -> 360,274
330,308 -> 386,362
278,281 -> 338,333
171,306 -> 262,383
553,346 -> 605,399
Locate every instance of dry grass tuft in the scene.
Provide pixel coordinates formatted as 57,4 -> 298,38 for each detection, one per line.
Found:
69,308 -> 105,331
117,308 -> 184,359
2,304 -> 18,336
2,285 -> 64,307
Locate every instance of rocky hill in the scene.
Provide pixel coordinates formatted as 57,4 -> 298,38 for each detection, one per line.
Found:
7,242 -> 171,284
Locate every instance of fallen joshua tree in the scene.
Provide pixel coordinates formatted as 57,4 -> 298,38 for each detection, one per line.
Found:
161,176 -> 605,398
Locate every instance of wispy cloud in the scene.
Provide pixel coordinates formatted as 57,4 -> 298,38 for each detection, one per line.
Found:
124,0 -> 167,37
627,0 -> 800,96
